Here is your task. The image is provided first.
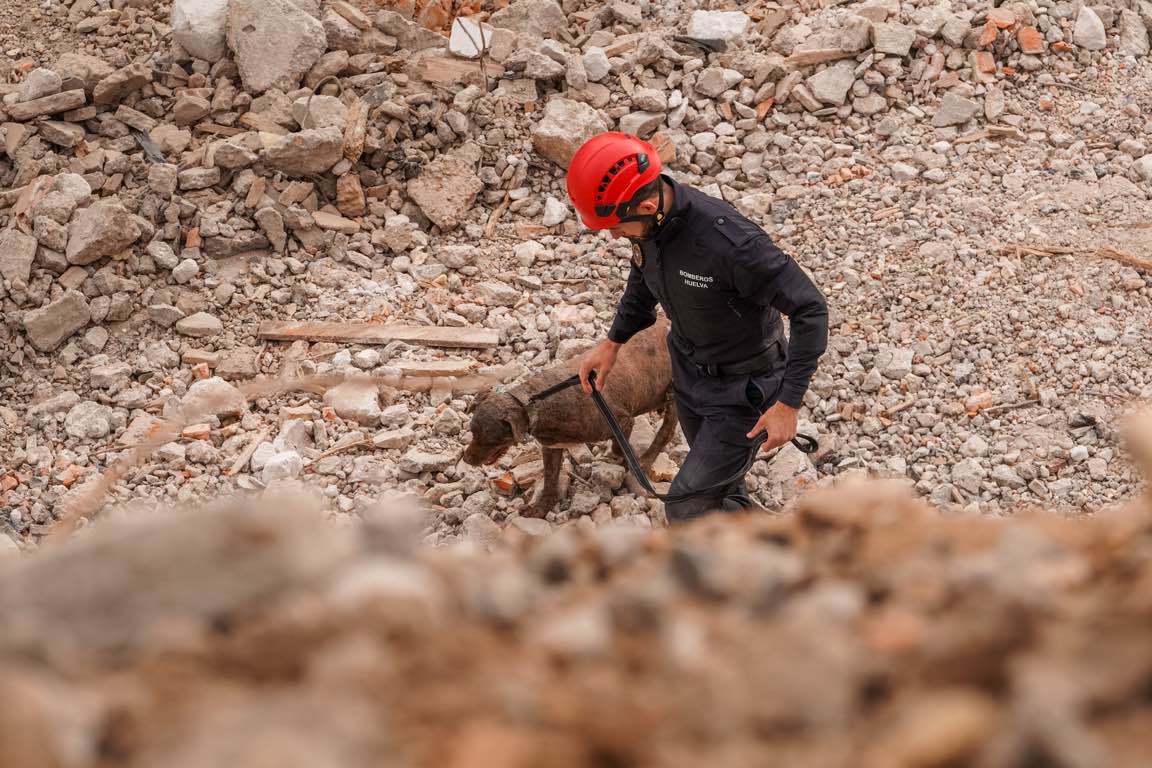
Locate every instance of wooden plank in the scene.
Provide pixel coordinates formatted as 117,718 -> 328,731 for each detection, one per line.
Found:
416,56 -> 505,86
257,321 -> 500,349
394,359 -> 476,377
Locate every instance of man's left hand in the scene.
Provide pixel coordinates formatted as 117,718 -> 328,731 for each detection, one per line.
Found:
747,402 -> 799,451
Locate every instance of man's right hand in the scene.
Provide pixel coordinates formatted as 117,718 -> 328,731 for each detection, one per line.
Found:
578,340 -> 622,395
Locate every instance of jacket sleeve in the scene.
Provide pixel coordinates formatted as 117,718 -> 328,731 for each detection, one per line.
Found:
732,235 -> 829,409
607,262 -> 659,344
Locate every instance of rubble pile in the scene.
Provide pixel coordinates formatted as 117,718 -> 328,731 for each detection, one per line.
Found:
2,435 -> 1152,766
0,0 -> 1150,543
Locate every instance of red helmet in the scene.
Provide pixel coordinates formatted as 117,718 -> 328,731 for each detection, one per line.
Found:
566,132 -> 663,229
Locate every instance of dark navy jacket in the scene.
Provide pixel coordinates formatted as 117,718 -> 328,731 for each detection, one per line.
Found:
607,175 -> 829,409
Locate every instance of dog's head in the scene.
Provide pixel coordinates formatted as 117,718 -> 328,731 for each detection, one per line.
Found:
462,389 -> 530,466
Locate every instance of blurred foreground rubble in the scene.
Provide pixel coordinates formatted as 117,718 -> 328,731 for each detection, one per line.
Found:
0,414 -> 1149,768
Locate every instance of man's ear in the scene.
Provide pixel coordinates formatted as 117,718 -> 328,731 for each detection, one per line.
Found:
637,196 -> 660,215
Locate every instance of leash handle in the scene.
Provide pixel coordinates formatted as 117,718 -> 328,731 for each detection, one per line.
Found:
584,371 -> 819,505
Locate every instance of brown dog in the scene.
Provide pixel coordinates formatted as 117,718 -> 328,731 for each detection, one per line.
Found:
463,318 -> 677,517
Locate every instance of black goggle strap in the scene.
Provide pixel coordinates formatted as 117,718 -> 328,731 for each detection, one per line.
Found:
614,178 -> 665,227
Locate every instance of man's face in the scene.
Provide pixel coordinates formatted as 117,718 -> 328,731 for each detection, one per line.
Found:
603,193 -> 661,242
607,220 -> 651,241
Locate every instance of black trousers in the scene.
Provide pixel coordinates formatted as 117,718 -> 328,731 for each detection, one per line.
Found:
664,335 -> 787,524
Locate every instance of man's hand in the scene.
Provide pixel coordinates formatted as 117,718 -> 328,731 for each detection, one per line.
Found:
578,340 -> 622,395
747,401 -> 799,451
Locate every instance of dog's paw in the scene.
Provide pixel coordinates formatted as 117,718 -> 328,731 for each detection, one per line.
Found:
523,495 -> 558,519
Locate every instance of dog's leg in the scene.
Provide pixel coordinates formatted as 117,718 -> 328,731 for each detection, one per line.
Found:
525,447 -> 564,518
607,414 -> 634,460
639,396 -> 678,471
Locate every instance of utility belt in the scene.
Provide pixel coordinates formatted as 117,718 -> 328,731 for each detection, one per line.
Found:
670,329 -> 785,378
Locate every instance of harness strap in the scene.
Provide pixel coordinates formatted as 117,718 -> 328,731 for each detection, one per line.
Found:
522,372 -> 819,504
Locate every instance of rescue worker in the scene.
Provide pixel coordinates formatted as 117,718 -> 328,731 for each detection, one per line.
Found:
567,132 -> 829,524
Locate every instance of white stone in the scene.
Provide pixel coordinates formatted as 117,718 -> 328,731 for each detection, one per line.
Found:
582,47 -> 610,82
449,16 -> 495,59
1073,6 -> 1106,51
324,380 -> 382,425
687,10 -> 750,41
262,450 -> 304,483
172,0 -> 230,62
542,196 -> 569,226
226,0 -> 327,93
65,401 -> 114,439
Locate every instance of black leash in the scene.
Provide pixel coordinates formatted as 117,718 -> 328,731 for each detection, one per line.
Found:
529,372 -> 818,504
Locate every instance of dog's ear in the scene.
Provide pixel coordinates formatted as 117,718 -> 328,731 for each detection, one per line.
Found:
504,408 -> 528,443
466,390 -> 488,415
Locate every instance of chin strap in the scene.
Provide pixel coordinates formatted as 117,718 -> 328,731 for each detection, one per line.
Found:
615,179 -> 666,232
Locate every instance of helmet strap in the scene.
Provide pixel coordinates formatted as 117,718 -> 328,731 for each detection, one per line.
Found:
615,180 -> 666,237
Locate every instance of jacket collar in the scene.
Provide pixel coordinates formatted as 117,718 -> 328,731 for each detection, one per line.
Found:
653,174 -> 693,245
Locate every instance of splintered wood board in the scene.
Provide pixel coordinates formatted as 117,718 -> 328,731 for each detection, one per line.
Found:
257,321 -> 500,349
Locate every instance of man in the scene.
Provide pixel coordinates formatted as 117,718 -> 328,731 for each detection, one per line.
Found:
567,132 -> 829,524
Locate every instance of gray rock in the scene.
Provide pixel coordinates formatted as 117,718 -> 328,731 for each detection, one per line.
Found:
373,427 -> 416,450
695,67 -> 744,97
29,391 -> 81,416
0,229 -> 37,285
172,258 -> 200,284
374,9 -> 447,51
525,52 -> 567,81
950,458 -> 987,495
687,10 -> 750,41
1134,155 -> 1152,182
181,377 -> 246,418
90,362 -> 131,388
23,290 -> 91,351
1119,10 -> 1149,56
407,142 -> 484,231
464,512 -> 502,548
324,381 -> 382,426
618,110 -> 664,137
53,53 -> 114,94
172,0 -> 229,62
490,0 -> 566,42
632,88 -> 668,112
175,312 -> 224,338
214,142 -> 259,169
227,0 -> 327,93
806,64 -> 855,106
148,164 -> 179,198
17,68 -> 62,103
255,207 -> 288,252
1073,6 -> 1106,51
932,93 -> 980,127
262,127 -> 344,176
992,464 -> 1027,489
872,22 -> 916,56
92,63 -> 151,106
291,94 -> 348,130
177,167 -> 221,191
38,121 -> 85,148
542,196 -> 569,226
876,347 -> 914,379
582,47 -> 610,82
531,97 -> 608,168
400,449 -> 457,474
474,281 -> 521,306
66,203 -> 141,266
5,90 -> 86,121
262,451 -> 304,483
146,240 -> 180,270
64,401 -> 113,439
